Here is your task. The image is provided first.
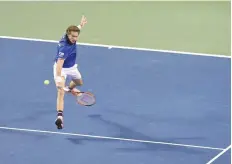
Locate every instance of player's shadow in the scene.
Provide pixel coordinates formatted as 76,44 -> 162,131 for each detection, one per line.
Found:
103,108 -> 208,125
66,114 -> 207,154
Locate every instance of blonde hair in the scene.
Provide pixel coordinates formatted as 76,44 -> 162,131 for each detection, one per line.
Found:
66,25 -> 80,34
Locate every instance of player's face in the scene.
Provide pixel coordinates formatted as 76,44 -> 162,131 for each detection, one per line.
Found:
68,31 -> 79,43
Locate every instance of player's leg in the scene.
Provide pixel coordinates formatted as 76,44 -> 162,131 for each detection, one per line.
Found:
69,78 -> 83,88
67,65 -> 83,96
55,76 -> 66,129
53,64 -> 66,129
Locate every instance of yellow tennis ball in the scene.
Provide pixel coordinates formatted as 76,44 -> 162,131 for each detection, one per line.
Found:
44,80 -> 50,85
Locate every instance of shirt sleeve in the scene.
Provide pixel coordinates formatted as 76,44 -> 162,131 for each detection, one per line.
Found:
57,44 -> 69,60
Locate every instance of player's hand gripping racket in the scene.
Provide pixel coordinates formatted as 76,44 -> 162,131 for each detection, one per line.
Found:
62,87 -> 96,106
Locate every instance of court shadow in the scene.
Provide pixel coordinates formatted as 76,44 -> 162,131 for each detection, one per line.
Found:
103,108 -> 209,126
66,114 -> 207,154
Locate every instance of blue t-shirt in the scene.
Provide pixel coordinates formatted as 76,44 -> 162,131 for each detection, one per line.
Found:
54,34 -> 77,68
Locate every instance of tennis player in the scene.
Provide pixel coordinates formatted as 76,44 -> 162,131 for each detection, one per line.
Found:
53,15 -> 87,129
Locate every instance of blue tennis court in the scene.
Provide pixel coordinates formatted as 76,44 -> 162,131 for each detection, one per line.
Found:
0,37 -> 230,164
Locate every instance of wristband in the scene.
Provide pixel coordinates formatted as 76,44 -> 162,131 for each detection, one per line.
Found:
77,25 -> 82,30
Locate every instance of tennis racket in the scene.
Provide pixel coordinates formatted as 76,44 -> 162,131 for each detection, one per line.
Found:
76,91 -> 96,106
62,87 -> 96,106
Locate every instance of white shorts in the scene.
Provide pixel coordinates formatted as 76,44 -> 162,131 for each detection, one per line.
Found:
53,63 -> 82,80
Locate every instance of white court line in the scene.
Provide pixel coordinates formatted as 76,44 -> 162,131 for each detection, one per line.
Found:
0,126 -> 224,151
206,145 -> 231,164
0,36 -> 230,59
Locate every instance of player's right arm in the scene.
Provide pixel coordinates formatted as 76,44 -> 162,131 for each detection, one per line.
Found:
56,58 -> 64,77
55,45 -> 69,88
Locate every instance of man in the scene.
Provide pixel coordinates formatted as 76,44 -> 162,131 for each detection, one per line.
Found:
53,16 -> 87,129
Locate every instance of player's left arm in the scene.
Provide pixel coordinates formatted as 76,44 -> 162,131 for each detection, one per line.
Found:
77,15 -> 87,31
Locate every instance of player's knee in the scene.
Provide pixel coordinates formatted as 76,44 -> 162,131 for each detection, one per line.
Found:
79,80 -> 83,86
73,79 -> 83,86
